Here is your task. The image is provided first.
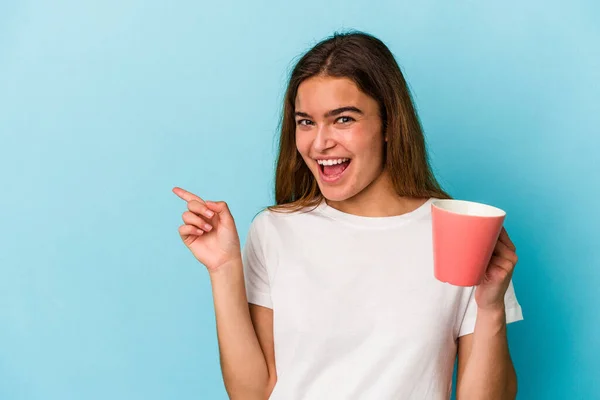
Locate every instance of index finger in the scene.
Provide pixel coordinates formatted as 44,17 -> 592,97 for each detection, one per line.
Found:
172,187 -> 205,204
498,226 -> 516,251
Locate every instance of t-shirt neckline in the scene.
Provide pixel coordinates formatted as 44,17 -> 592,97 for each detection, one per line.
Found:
315,197 -> 434,228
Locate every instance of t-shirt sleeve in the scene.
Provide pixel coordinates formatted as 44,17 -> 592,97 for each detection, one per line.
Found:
242,217 -> 273,309
457,279 -> 524,337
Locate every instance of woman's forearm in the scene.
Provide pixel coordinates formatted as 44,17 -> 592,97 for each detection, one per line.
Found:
457,307 -> 518,399
209,258 -> 270,399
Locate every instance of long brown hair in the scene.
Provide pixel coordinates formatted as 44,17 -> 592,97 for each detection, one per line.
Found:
269,30 -> 451,212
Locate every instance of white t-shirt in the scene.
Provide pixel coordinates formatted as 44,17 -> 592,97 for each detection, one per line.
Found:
242,197 -> 524,399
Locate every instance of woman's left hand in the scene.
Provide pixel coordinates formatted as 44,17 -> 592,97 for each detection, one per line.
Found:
474,227 -> 518,311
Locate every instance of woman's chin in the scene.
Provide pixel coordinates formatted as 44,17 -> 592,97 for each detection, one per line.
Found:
319,186 -> 355,203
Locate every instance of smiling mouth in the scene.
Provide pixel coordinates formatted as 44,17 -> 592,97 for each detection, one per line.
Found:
317,158 -> 351,181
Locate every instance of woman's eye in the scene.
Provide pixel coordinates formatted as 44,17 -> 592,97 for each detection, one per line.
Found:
336,116 -> 355,124
297,119 -> 313,126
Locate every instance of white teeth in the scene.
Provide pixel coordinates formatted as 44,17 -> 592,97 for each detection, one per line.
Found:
317,158 -> 349,166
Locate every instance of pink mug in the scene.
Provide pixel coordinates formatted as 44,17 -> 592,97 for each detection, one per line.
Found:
431,199 -> 506,286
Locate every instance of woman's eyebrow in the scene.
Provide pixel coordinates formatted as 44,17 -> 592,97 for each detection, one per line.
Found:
325,106 -> 363,118
294,106 -> 364,119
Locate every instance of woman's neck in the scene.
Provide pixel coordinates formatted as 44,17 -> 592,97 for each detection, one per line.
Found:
325,170 -> 428,217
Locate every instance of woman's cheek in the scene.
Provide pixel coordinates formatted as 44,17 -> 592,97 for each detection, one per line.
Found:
338,126 -> 363,148
296,137 -> 313,161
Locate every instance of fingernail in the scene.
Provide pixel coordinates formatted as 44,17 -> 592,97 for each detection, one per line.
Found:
196,229 -> 204,235
204,224 -> 213,231
204,210 -> 215,218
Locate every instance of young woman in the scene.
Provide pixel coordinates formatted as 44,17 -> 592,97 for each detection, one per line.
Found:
173,31 -> 523,400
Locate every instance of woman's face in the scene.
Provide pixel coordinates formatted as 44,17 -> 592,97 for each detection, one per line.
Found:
295,76 -> 386,202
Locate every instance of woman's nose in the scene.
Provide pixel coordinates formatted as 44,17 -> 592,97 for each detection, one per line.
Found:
313,126 -> 335,152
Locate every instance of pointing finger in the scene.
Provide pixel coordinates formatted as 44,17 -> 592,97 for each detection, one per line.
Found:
172,187 -> 205,204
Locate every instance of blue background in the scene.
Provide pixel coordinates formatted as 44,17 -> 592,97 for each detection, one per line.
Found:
1,1 -> 598,399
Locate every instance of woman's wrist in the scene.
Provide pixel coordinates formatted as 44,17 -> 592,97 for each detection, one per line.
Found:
475,305 -> 507,337
208,257 -> 244,281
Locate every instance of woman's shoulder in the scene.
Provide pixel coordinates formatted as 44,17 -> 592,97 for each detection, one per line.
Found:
249,201 -> 323,230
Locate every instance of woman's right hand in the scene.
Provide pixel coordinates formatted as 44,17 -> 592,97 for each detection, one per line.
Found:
173,187 -> 241,273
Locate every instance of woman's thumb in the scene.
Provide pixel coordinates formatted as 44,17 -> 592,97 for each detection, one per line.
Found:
205,201 -> 232,220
